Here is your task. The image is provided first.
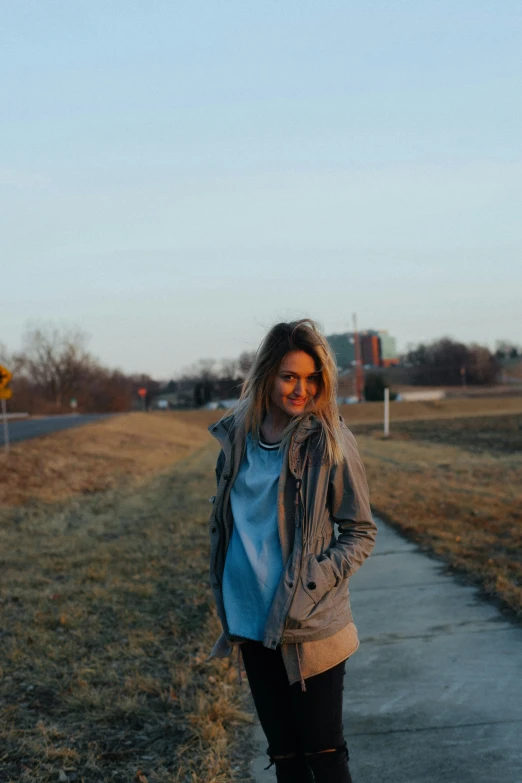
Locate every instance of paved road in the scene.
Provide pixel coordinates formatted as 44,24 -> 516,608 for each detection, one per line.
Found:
251,518 -> 522,783
0,414 -> 113,445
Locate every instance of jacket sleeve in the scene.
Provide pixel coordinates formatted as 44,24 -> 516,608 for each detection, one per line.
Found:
319,427 -> 377,581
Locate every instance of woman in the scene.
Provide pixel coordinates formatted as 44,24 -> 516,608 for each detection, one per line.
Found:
207,319 -> 376,783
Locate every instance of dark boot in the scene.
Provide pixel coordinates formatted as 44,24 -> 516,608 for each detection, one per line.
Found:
265,750 -> 314,783
306,743 -> 353,783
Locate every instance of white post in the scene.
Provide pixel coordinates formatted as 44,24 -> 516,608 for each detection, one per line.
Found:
384,387 -> 390,438
1,398 -> 9,455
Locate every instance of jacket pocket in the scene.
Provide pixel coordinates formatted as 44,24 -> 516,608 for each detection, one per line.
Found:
301,554 -> 336,603
285,555 -> 336,631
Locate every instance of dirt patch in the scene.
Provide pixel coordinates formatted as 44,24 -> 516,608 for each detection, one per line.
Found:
340,394 -> 522,426
0,413 -> 209,506
0,443 -> 254,783
353,413 -> 522,455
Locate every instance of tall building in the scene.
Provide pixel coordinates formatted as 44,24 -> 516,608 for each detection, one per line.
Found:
360,333 -> 381,366
378,330 -> 398,367
327,333 -> 356,368
327,329 -> 398,369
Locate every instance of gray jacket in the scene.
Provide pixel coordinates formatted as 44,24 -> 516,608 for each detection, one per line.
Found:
208,413 -> 377,650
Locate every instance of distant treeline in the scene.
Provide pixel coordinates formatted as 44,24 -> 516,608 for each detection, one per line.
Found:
0,325 -> 256,415
0,324 -> 156,414
1,325 -> 515,415
175,337 -> 508,406
173,351 -> 255,407
403,337 -> 501,386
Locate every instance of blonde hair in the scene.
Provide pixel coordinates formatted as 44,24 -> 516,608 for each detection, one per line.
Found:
232,319 -> 344,465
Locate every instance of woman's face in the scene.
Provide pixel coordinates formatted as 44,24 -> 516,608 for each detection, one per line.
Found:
269,350 -> 320,421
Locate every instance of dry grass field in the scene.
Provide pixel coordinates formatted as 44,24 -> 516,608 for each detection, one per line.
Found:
354,412 -> 522,621
1,401 -> 521,782
0,415 -> 253,783
0,413 -> 209,506
353,411 -> 522,454
341,394 -> 522,425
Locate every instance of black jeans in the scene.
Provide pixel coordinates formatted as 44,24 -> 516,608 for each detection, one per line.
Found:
241,641 -> 352,783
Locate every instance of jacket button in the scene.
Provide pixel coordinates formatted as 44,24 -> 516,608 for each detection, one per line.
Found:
212,582 -> 219,588
211,527 -> 217,533
307,581 -> 317,590
288,582 -> 294,588
223,473 -> 229,480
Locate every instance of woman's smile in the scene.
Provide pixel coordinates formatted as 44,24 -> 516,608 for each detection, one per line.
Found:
269,350 -> 319,424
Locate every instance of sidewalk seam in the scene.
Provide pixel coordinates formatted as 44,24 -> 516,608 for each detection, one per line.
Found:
348,717 -> 522,737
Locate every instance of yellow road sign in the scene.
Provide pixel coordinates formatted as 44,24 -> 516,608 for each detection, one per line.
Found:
0,365 -> 12,388
0,387 -> 12,400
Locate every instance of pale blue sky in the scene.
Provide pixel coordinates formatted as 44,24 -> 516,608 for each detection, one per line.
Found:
2,1 -> 521,376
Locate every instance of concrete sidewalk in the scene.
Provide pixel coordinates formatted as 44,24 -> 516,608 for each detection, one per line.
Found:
250,518 -> 522,783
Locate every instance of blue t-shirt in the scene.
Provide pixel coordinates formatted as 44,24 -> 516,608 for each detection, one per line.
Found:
222,433 -> 284,641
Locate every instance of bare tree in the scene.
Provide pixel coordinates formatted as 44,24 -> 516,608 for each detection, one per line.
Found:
405,337 -> 499,386
220,358 -> 240,379
0,342 -> 12,371
467,344 -> 499,385
238,350 -> 256,376
177,358 -> 218,382
81,366 -> 134,412
196,358 -> 217,380
19,323 -> 93,409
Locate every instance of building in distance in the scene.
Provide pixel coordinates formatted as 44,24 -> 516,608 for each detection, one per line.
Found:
327,329 -> 398,370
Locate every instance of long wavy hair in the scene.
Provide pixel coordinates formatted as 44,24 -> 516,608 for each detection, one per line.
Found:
231,319 -> 344,465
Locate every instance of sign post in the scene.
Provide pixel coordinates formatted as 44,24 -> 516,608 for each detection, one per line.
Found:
384,387 -> 390,438
1,397 -> 10,453
0,364 -> 13,455
137,387 -> 147,411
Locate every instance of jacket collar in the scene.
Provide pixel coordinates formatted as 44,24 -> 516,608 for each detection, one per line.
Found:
208,413 -> 235,450
208,412 -> 320,476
